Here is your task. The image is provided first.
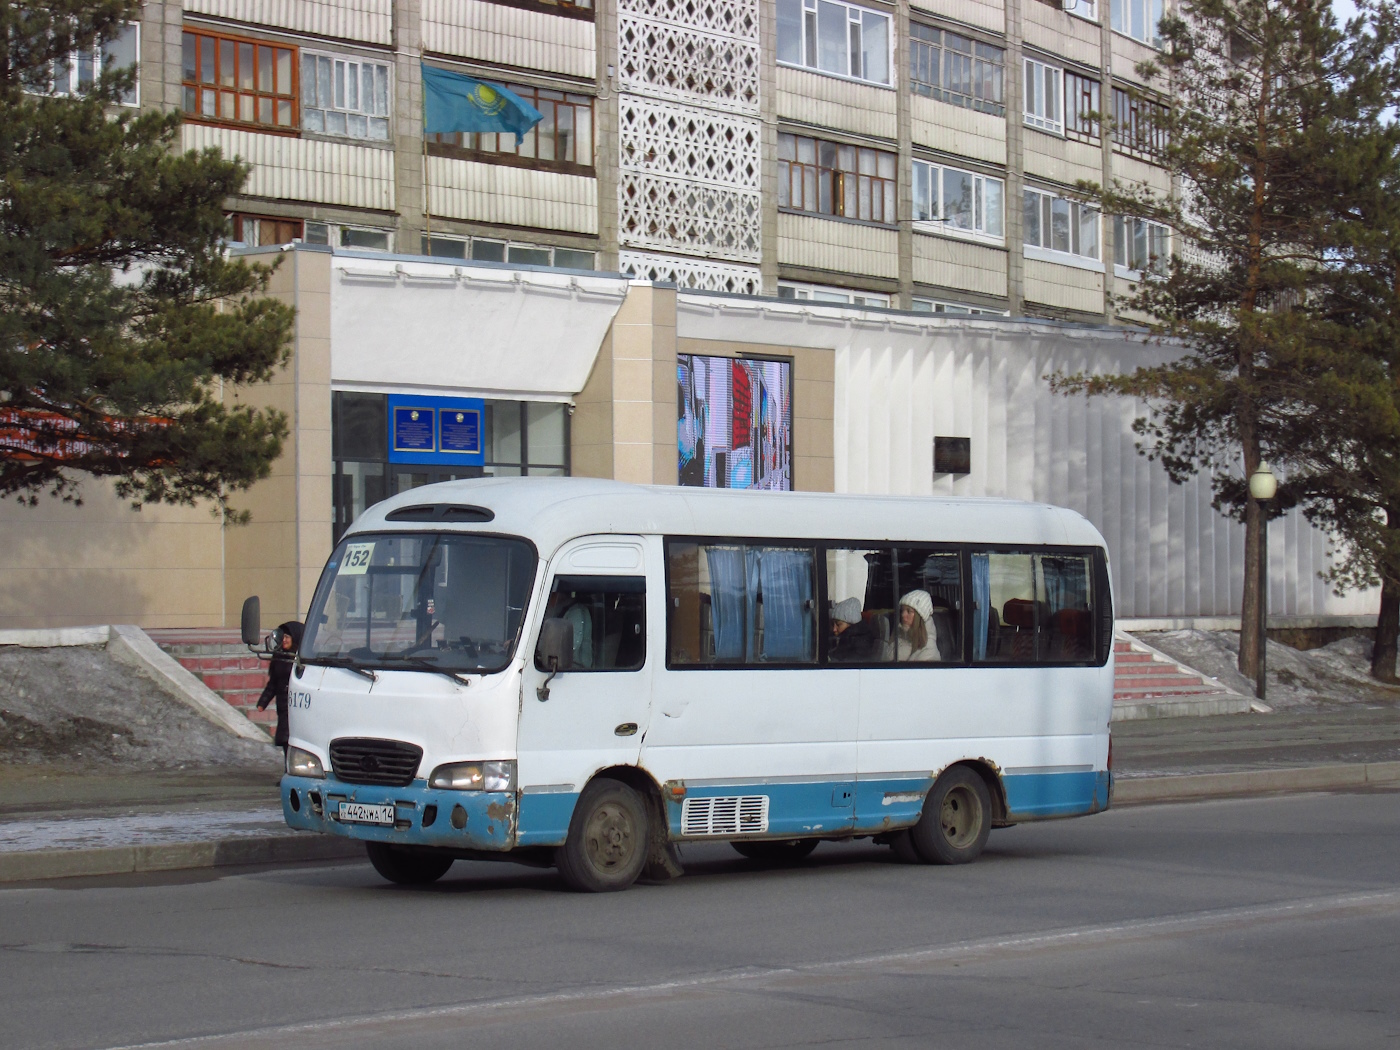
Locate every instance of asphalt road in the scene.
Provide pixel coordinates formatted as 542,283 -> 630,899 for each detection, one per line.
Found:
3,788 -> 1398,1050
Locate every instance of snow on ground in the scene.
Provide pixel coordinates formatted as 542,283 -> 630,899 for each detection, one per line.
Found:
1138,630 -> 1400,710
0,645 -> 279,773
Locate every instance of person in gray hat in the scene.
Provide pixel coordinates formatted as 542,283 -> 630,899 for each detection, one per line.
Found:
828,597 -> 881,662
885,589 -> 940,662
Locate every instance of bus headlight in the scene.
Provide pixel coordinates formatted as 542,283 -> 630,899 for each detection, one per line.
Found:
286,747 -> 326,779
428,760 -> 516,792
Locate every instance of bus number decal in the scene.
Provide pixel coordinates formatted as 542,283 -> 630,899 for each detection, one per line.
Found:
340,543 -> 375,575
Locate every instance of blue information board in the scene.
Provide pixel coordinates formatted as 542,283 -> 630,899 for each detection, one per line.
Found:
387,394 -> 486,466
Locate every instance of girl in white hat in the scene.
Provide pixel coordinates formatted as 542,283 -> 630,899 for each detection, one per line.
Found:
885,589 -> 940,662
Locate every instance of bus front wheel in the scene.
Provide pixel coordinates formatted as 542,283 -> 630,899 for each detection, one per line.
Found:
365,842 -> 455,885
557,778 -> 649,892
907,767 -> 992,865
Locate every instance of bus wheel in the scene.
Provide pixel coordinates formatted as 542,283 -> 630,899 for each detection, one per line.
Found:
731,838 -> 819,864
909,767 -> 992,865
557,778 -> 649,892
365,842 -> 454,885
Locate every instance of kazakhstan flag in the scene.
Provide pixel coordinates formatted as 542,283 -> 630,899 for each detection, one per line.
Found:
422,64 -> 543,145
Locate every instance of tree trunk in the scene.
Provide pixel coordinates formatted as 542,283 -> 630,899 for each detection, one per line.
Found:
1373,574 -> 1400,683
1239,494 -> 1262,679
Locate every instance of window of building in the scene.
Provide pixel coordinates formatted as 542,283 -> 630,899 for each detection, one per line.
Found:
1023,58 -> 1063,134
229,214 -> 302,246
1065,0 -> 1099,20
182,29 -> 297,130
666,542 -> 818,666
1112,86 -> 1169,159
1023,188 -> 1101,264
912,160 -> 1004,241
777,283 -> 891,307
1114,216 -> 1169,276
28,23 -> 140,105
971,551 -> 1098,663
331,393 -> 570,540
913,299 -> 1009,317
778,133 -> 897,224
909,24 -> 1004,116
1111,0 -> 1164,45
421,236 -> 597,270
776,0 -> 891,86
429,84 -> 593,170
301,51 -> 389,141
1065,71 -> 1100,142
538,576 -> 645,671
305,222 -> 392,251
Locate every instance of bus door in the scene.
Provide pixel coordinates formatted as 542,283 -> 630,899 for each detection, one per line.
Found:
517,539 -> 655,804
642,540 -> 858,838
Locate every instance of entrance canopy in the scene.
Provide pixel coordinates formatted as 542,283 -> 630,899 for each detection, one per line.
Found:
330,253 -> 630,402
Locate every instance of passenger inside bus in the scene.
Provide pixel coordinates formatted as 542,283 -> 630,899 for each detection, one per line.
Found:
828,597 -> 881,662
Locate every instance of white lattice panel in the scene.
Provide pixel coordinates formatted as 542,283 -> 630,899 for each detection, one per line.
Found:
618,15 -> 760,114
619,251 -> 761,294
182,125 -> 394,210
619,0 -> 758,42
619,97 -> 760,191
619,172 -> 761,261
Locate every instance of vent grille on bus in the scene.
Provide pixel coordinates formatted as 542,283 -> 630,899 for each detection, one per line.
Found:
681,795 -> 769,836
329,738 -> 423,787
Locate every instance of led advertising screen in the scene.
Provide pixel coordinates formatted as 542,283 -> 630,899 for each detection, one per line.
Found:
677,354 -> 792,490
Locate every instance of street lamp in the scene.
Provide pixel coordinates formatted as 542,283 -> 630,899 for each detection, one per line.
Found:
1249,462 -> 1278,701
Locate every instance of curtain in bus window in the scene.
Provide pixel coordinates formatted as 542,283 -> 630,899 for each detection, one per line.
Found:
1040,553 -> 1092,660
705,545 -> 747,660
971,553 -> 990,660
749,547 -> 814,661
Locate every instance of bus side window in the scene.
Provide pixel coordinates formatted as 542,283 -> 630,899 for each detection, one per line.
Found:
970,551 -> 1096,664
893,547 -> 963,662
539,575 -> 646,672
666,540 -> 817,665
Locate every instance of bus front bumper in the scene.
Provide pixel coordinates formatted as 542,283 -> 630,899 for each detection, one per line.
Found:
280,775 -> 516,851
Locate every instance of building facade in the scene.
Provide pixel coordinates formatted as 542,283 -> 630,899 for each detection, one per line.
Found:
138,0 -> 1173,319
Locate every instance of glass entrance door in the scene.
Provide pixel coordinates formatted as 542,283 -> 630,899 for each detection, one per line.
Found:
391,466 -> 483,495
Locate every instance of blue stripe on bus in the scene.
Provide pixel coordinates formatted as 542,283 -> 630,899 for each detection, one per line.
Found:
1003,770 -> 1110,819
511,769 -> 1111,846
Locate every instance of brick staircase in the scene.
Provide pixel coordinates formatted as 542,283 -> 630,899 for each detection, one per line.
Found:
1113,635 -> 1253,719
146,628 -> 275,736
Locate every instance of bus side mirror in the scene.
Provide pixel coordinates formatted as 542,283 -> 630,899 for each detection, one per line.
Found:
535,617 -> 574,701
240,596 -> 261,647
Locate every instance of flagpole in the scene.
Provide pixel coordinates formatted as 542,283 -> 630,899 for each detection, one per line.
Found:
422,72 -> 432,254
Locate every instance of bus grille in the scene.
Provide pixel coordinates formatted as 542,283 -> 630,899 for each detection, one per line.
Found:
681,795 -> 769,836
329,738 -> 423,787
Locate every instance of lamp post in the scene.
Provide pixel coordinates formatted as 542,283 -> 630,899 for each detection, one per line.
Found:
1249,462 -> 1278,701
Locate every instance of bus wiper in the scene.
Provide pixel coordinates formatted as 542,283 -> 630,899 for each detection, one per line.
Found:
301,655 -> 378,682
377,654 -> 474,686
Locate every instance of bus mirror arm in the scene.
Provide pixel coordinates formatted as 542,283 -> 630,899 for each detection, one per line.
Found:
535,618 -> 574,701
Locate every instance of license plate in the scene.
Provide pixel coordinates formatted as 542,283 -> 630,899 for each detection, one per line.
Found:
338,802 -> 396,826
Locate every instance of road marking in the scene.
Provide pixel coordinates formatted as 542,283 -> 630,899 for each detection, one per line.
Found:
98,887 -> 1400,1050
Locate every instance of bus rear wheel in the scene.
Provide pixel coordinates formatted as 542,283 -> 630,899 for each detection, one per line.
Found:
365,842 -> 455,885
907,766 -> 992,865
556,778 -> 649,892
731,838 -> 819,864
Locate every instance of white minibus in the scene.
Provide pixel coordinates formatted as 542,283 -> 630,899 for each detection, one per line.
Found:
268,477 -> 1115,891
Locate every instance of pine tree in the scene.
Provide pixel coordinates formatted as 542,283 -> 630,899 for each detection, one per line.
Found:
1054,0 -> 1399,677
0,0 -> 294,521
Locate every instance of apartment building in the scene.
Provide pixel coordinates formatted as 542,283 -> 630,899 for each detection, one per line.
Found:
135,0 -> 1174,321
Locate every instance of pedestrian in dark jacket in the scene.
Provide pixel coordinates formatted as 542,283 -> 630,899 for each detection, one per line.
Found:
256,620 -> 303,750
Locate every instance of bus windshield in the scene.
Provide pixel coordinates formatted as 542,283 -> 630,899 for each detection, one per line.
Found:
302,532 -> 537,674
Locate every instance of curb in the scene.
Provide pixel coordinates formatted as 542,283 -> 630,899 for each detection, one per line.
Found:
5,762 -> 1398,883
1113,760 -> 1400,804
0,834 -> 361,884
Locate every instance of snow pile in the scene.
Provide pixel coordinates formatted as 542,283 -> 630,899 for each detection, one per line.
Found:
1139,630 -> 1400,711
0,645 -> 278,772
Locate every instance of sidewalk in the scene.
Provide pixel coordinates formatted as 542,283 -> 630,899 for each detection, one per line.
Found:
2,707 -> 1397,884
